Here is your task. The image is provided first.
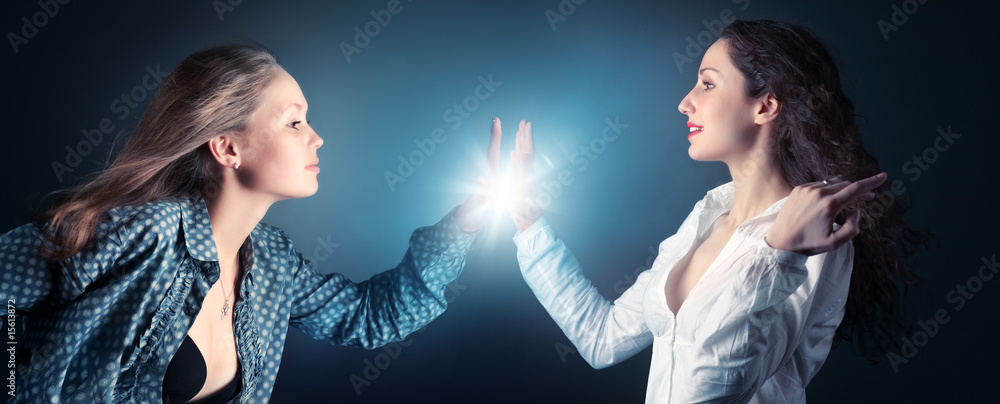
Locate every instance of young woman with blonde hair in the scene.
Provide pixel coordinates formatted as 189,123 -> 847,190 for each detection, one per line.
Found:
0,44 -> 498,403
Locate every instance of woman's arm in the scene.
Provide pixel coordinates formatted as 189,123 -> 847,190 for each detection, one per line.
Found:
514,217 -> 658,369
286,119 -> 500,348
0,206 -> 143,314
286,207 -> 477,349
506,119 -> 656,368
0,224 -> 57,314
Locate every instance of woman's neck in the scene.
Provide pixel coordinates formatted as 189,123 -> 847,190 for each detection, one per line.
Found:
724,152 -> 793,228
204,186 -> 272,265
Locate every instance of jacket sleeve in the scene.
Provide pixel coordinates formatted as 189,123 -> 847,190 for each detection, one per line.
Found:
0,207 -> 163,314
0,209 -> 150,313
672,237 -> 854,403
513,216 -> 659,369
287,207 -> 478,349
0,223 -> 57,314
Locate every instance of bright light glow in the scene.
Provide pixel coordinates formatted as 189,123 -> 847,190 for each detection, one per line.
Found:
491,175 -> 515,215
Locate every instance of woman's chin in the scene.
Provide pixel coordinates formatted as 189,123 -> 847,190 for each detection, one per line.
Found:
272,186 -> 320,201
687,148 -> 707,161
308,183 -> 321,196
687,146 -> 724,163
298,186 -> 319,199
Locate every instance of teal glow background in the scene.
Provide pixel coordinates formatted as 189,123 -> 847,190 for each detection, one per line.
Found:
2,0 -> 997,402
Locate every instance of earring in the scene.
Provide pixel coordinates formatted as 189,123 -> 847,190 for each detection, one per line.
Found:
234,162 -> 240,171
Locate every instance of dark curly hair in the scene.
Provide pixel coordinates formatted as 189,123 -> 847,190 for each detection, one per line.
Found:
719,20 -> 932,362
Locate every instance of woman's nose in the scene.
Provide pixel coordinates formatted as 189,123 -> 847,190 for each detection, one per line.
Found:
312,131 -> 324,149
678,91 -> 694,115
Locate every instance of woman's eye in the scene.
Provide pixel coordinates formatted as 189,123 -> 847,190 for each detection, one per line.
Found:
289,121 -> 302,129
702,81 -> 715,90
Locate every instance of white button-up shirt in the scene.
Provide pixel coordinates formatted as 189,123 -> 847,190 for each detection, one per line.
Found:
514,181 -> 854,403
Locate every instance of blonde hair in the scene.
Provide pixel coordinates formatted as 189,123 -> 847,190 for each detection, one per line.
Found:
43,44 -> 282,260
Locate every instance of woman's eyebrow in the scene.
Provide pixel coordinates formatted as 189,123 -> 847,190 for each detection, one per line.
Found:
699,67 -> 720,75
281,103 -> 307,116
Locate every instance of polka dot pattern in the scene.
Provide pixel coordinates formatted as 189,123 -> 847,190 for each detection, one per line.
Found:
0,196 -> 477,403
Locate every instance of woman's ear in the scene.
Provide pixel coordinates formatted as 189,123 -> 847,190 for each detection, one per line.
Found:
206,134 -> 242,169
754,93 -> 780,125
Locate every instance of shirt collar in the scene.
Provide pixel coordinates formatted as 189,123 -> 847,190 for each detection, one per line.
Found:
701,181 -> 790,222
178,193 -> 220,262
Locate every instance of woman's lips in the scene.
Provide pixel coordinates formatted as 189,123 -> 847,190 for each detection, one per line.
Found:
307,159 -> 320,173
687,122 -> 704,138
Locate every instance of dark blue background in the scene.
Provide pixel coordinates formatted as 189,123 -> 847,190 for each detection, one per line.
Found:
2,0 -> 997,402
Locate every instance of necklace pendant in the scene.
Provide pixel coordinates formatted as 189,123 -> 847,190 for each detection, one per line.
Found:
221,301 -> 230,319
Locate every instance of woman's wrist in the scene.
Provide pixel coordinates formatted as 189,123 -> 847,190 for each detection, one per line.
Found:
454,204 -> 484,234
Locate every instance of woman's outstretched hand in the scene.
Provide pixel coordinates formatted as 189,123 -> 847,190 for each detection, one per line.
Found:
454,117 -> 503,233
510,120 -> 542,232
765,172 -> 887,256
454,118 -> 542,233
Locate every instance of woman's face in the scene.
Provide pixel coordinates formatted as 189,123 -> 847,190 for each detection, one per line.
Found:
677,39 -> 762,163
239,69 -> 324,200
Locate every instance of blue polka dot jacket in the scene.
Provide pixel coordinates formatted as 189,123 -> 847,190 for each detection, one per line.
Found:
0,195 -> 478,403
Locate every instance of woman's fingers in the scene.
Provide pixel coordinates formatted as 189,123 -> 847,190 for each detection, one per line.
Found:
817,173 -> 884,250
516,120 -> 525,154
476,175 -> 490,194
512,120 -> 534,167
769,172 -> 885,255
830,172 -> 887,209
827,209 -> 863,249
524,121 -> 534,155
488,117 -> 502,179
508,120 -> 541,231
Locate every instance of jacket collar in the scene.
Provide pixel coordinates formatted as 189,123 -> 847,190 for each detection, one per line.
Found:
177,193 -> 220,262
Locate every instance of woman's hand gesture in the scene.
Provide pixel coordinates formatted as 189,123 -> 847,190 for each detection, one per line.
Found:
765,172 -> 887,256
509,120 -> 542,232
454,118 -> 544,233
454,117 -> 503,233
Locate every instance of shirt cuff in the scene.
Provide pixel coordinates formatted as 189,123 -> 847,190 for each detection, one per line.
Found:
432,205 -> 481,257
512,216 -> 550,249
759,238 -> 809,268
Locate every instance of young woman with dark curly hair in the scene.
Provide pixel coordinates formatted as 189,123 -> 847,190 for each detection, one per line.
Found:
504,19 -> 926,403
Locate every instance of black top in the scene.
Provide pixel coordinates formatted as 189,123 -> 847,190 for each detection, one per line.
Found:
162,334 -> 242,403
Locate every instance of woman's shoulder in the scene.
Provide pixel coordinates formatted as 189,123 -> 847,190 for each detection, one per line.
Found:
85,199 -> 188,250
105,199 -> 185,230
250,221 -> 296,251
